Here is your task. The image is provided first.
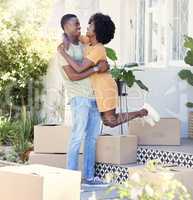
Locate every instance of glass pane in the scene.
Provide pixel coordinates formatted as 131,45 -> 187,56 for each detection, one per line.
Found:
136,0 -> 145,63
149,0 -> 159,8
148,0 -> 168,64
172,0 -> 189,60
148,8 -> 159,62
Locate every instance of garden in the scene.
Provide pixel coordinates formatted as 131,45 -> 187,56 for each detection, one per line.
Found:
0,0 -> 55,163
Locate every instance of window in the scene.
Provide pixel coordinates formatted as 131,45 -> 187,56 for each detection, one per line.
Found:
136,0 -> 145,63
172,0 -> 189,61
136,0 -> 189,66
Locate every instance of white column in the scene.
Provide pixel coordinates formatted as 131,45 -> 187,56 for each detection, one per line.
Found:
46,0 -> 99,37
42,0 -> 67,124
65,0 -> 99,33
120,0 -> 137,64
46,0 -> 66,40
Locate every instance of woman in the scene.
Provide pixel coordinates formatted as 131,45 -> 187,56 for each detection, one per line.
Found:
58,13 -> 148,127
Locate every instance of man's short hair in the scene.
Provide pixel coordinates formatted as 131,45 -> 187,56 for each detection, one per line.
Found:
60,14 -> 77,30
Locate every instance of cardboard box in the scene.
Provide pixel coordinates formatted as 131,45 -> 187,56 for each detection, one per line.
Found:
34,124 -> 83,153
0,164 -> 81,200
29,152 -> 83,172
128,165 -> 193,197
188,112 -> 193,138
129,118 -> 180,145
96,135 -> 137,164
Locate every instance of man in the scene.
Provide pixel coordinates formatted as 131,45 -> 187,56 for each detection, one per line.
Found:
57,14 -> 109,186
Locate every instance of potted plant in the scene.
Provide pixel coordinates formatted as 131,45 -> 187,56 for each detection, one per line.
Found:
178,35 -> 193,138
105,47 -> 148,96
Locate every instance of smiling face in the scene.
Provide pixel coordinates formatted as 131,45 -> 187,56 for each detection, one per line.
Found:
86,22 -> 96,39
64,17 -> 81,37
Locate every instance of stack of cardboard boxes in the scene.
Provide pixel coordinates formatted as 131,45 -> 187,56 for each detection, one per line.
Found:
29,125 -> 83,171
0,118 -> 189,200
28,124 -> 138,167
29,118 -> 181,167
95,118 -> 193,196
95,117 -> 181,165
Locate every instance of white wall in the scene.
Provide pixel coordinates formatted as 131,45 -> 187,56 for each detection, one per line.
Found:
64,0 -> 99,33
103,66 -> 190,137
134,67 -> 189,137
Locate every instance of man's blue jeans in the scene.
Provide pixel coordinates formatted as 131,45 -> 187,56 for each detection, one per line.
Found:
67,96 -> 101,179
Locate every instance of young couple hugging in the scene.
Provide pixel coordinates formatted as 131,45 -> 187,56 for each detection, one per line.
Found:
56,13 -> 153,186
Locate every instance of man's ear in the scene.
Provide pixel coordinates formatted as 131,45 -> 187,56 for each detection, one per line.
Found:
63,23 -> 67,31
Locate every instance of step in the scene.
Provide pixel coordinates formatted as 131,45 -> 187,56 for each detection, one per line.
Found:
95,138 -> 193,183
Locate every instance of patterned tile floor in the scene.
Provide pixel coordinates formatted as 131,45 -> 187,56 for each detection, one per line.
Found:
96,138 -> 193,183
139,138 -> 193,154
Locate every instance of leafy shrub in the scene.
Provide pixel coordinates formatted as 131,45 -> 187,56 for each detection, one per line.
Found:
0,0 -> 56,117
0,107 -> 41,163
0,117 -> 17,145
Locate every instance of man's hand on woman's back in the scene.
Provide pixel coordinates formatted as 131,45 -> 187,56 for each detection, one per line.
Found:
97,60 -> 109,73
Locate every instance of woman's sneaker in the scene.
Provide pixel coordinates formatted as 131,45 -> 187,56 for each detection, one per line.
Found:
82,177 -> 110,187
143,103 -> 160,126
143,116 -> 156,126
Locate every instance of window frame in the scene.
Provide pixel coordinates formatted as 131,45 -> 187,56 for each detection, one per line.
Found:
136,0 -> 189,67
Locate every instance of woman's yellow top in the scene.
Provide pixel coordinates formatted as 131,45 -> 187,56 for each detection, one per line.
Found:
84,43 -> 118,112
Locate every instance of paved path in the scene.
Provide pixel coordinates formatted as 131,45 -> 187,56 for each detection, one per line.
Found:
81,185 -> 118,200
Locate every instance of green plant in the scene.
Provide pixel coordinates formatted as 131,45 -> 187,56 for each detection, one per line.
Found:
12,106 -> 39,163
0,0 -> 55,118
105,160 -> 191,200
105,47 -> 148,92
0,108 -> 40,163
2,149 -> 19,163
178,35 -> 193,108
0,0 -> 53,162
0,117 -> 18,145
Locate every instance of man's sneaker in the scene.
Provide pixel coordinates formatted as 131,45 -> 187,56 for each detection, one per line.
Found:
82,177 -> 110,187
